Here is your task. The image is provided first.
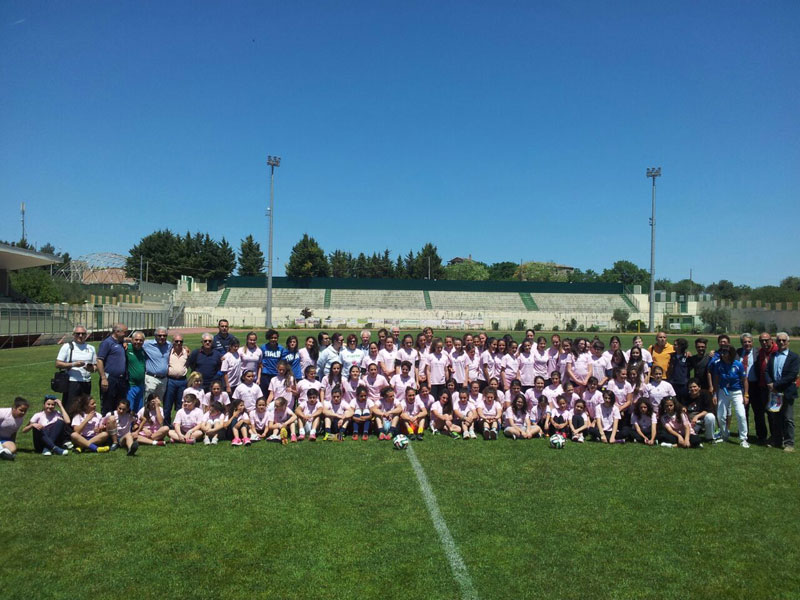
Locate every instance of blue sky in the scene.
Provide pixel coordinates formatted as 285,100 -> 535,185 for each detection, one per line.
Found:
1,1 -> 798,286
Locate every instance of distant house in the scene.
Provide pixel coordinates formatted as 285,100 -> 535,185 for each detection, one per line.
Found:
447,255 -> 474,266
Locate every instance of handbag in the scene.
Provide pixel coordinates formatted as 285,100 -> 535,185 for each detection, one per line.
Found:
50,342 -> 74,393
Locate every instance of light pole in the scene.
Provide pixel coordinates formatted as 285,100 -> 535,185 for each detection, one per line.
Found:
646,167 -> 661,332
266,155 -> 281,328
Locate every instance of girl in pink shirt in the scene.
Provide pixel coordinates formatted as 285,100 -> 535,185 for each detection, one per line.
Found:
548,395 -> 572,438
342,365 -> 362,403
390,361 -> 417,400
103,399 -> 138,455
450,338 -> 469,389
362,342 -> 380,373
430,390 -> 461,439
477,388 -> 502,440
202,381 -> 230,413
396,335 -> 420,381
183,372 -> 205,403
479,337 -> 498,387
454,388 -> 477,439
414,334 -> 429,385
295,365 -> 322,409
569,399 -> 591,442
465,344 -> 481,386
295,388 -> 323,441
249,397 -> 270,442
426,338 -> 452,401
501,350 -> 519,392
227,399 -> 252,446
372,386 -> 401,441
298,336 -> 318,375
201,400 -> 227,445
658,396 -> 702,448
399,387 -> 428,440
266,396 -> 298,445
135,394 -> 169,446
361,362 -> 389,404
607,367 -> 634,417
631,398 -> 657,445
589,390 -> 627,444
378,336 -> 398,379
267,360 -> 297,408
239,332 -> 264,385
320,361 -> 343,403
22,395 -> 70,455
561,381 -> 580,410
70,395 -> 110,452
221,337 -> 243,395
517,340 -> 536,388
644,366 -> 675,416
532,337 -> 550,380
542,371 -> 563,408
351,385 -> 375,441
581,377 -> 604,420
503,393 -> 534,440
323,386 -> 352,441
233,370 -> 264,413
556,338 -> 572,380
169,394 -> 204,444
524,376 -> 546,411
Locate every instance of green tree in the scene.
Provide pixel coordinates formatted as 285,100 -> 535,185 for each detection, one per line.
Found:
444,261 -> 490,281
238,235 -> 265,276
780,276 -> 800,291
286,234 -> 330,278
515,262 -> 567,282
567,268 -> 600,283
487,261 -> 518,280
612,308 -> 630,331
600,260 -> 650,287
328,250 -> 351,278
353,253 -> 368,278
394,255 -> 407,278
706,279 -> 740,301
39,243 -> 57,256
127,230 -> 237,283
700,307 -> 731,333
412,243 -> 444,280
9,268 -> 62,302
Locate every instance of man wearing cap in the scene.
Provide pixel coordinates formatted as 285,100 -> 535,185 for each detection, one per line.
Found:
55,325 -> 97,413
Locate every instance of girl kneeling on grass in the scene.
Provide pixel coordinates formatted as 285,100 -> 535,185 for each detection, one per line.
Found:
70,395 -> 110,453
478,388 -> 502,440
372,386 -> 400,440
588,390 -> 627,444
227,399 -> 252,446
23,395 -> 70,456
295,388 -> 323,441
323,386 -> 352,441
169,394 -> 204,444
504,393 -> 534,440
351,385 -> 375,441
631,398 -> 657,445
266,396 -> 297,444
104,399 -> 138,456
658,397 -> 703,448
135,393 -> 169,446
569,399 -> 590,442
430,390 -> 461,439
398,386 -> 427,441
201,400 -> 227,444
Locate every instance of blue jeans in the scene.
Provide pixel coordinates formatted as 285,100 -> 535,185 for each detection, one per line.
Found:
127,385 -> 144,414
164,378 -> 187,427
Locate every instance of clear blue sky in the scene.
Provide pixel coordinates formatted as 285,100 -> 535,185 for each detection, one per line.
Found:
1,1 -> 798,287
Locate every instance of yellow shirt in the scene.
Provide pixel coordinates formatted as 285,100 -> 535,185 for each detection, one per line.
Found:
648,343 -> 674,376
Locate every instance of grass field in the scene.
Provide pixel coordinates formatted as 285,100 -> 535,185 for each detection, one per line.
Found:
2,330 -> 798,600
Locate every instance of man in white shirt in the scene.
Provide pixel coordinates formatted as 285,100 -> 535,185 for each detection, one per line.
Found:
55,325 -> 97,413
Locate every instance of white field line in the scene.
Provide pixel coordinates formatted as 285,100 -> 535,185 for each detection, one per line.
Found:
406,444 -> 479,600
0,360 -> 52,369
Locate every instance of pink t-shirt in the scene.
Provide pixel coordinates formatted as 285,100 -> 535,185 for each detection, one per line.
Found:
238,345 -> 263,377
450,351 -> 468,384
478,350 -> 494,380
429,401 -> 450,422
233,382 -> 264,412
28,410 -> 63,428
174,407 -> 204,433
606,379 -> 633,408
543,384 -> 563,409
378,348 -> 398,376
104,412 -> 134,437
466,351 -> 481,381
375,396 -> 399,415
361,374 -> 389,402
547,347 -> 560,375
321,374 -> 343,401
350,397 -> 375,415
417,392 -> 434,410
532,348 -> 550,378
631,412 -> 657,430
557,351 -> 571,378
582,390 -> 604,419
524,388 -> 543,411
597,404 -> 621,431
202,391 -> 230,411
361,353 -> 380,371
644,381 -> 676,413
501,354 -> 519,385
202,411 -> 226,428
268,375 -> 293,403
503,406 -> 527,428
454,399 -> 476,419
298,348 -> 315,373
401,398 -> 426,418
268,404 -> 294,425
70,411 -> 103,438
389,374 -> 416,399
249,408 -> 270,431
136,407 -> 163,427
342,378 -> 361,402
479,399 -> 501,419
517,352 -> 536,385
297,399 -> 321,420
396,347 -> 420,379
323,398 -> 351,417
570,352 -> 592,380
589,354 -> 609,380
221,352 -> 243,388
529,403 -> 549,424
427,352 -> 452,385
661,411 -> 690,435
182,385 -> 205,402
295,378 -> 322,405
550,406 -> 572,422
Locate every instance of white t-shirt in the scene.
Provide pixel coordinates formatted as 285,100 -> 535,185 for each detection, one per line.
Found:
57,342 -> 97,382
0,408 -> 24,439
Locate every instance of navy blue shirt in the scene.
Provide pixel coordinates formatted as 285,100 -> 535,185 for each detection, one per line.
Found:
213,333 -> 233,354
260,343 -> 287,376
98,335 -> 127,377
284,349 -> 302,380
188,348 -> 222,389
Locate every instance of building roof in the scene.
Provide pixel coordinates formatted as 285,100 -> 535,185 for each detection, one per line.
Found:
0,242 -> 59,271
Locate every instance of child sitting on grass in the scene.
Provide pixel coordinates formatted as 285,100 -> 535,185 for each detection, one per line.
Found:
266,396 -> 298,444
135,393 -> 169,446
202,400 -> 227,445
227,399 -> 252,446
0,397 -> 30,460
70,395 -> 110,453
294,387 -> 322,441
22,395 -> 70,456
169,394 -> 204,444
104,398 -> 138,456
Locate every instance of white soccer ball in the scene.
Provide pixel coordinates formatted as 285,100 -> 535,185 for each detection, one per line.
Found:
549,434 -> 565,449
393,434 -> 409,450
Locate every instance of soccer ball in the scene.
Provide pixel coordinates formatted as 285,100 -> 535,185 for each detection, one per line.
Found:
549,434 -> 565,449
393,434 -> 409,450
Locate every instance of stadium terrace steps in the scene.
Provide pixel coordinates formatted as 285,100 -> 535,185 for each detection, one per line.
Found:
518,292 -> 539,311
223,288 -> 327,309
174,290 -> 224,307
427,291 -> 526,311
530,293 -> 630,312
329,289 -> 428,310
423,290 -> 433,309
324,288 -> 332,309
621,294 -> 637,310
217,288 -> 230,307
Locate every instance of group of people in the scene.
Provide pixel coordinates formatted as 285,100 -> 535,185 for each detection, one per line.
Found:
0,321 -> 797,459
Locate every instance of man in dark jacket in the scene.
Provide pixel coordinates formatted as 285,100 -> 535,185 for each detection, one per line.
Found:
765,332 -> 799,452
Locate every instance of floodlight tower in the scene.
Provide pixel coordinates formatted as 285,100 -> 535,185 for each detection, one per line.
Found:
646,167 -> 661,333
266,155 -> 281,328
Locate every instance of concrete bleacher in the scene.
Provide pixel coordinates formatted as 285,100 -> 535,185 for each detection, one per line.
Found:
329,289 -> 427,310
428,291 -> 525,311
531,293 -> 630,312
225,288 -> 327,309
174,290 -> 223,307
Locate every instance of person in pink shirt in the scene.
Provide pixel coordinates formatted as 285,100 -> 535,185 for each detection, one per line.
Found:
372,386 -> 401,441
487,377 -> 506,408
556,338 -> 572,381
103,399 -> 138,454
183,372 -> 205,404
657,396 -> 702,448
517,340 -> 536,389
390,361 -> 417,400
477,388 -> 502,440
492,339 -> 508,390
454,388 -> 477,439
298,336 -> 319,375
169,394 -> 204,444
548,395 -> 572,438
232,369 -> 264,413
134,393 -> 169,446
607,366 -> 634,418
443,335 -> 455,356
505,379 -> 523,411
202,381 -> 230,413
249,397 -> 270,442
350,385 -> 375,441
221,337 -> 243,395
542,371 -> 564,408
414,334 -> 429,385
378,336 -> 399,379
429,390 -> 461,439
322,386 -> 352,441
566,338 -> 592,393
644,366 -> 676,416
294,387 -> 322,442
295,365 -> 322,410
361,362 -> 389,404
22,395 -> 70,456
396,335 -> 420,382
479,337 -> 498,390
399,387 -> 428,441
569,399 -> 591,442
70,395 -> 110,453
342,365 -> 362,403
450,338 -> 469,390
588,340 -> 610,387
320,361 -> 344,403
627,346 -> 650,382
529,395 -> 549,434
467,380 -> 483,406
532,336 -> 550,381
266,396 -> 298,445
631,398 -> 657,445
362,342 -> 381,374
416,381 -> 434,413
503,393 -> 534,440
0,397 -> 29,460
227,399 -> 252,446
501,348 -> 519,392
238,332 -> 264,386
201,400 -> 227,445
561,381 -> 580,410
524,376 -> 546,411
546,334 -> 561,377
627,367 -> 647,409
588,390 -> 627,444
581,377 -> 604,421
425,338 -> 452,401
465,341 -> 481,388
267,360 -> 297,408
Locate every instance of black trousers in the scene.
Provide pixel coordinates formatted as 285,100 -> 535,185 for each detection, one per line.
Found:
63,380 -> 92,415
748,385 -> 770,442
100,374 -> 129,415
658,430 -> 702,447
33,421 -> 71,452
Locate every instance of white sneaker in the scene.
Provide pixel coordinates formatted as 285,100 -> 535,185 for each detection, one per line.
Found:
741,440 -> 750,449
211,435 -> 219,445
204,437 -> 211,445
42,448 -> 52,456
250,434 -> 260,442
470,430 -> 477,439
660,442 -> 674,448
63,441 -> 74,449
268,432 -> 280,442
463,431 -> 470,439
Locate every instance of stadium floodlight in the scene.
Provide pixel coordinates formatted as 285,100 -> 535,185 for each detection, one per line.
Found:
646,167 -> 662,333
266,156 -> 281,328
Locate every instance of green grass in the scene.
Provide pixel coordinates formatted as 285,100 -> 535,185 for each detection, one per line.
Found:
1,333 -> 798,600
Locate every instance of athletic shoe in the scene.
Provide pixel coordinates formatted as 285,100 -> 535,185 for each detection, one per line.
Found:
0,448 -> 15,460
576,434 -> 584,443
483,430 -> 490,440
378,433 -> 386,441
204,437 -> 212,445
109,443 -> 119,452
42,448 -> 52,456
432,429 -> 440,435
268,432 -> 281,442
244,437 -> 252,446
469,430 -> 477,439
362,434 -> 369,441
96,446 -> 110,453
290,434 -> 298,443
53,446 -> 68,456
713,437 -> 724,444
323,433 -> 331,441
309,432 -> 316,442
211,436 -> 219,445
416,434 -> 424,441
280,429 -> 288,446
298,431 -> 306,441
185,438 -> 195,445
741,440 -> 750,449
156,440 -> 166,446
463,431 -> 470,440
63,441 -> 74,449
698,443 -> 704,449
491,430 -> 498,440
74,447 -> 83,454
784,446 -> 795,453
451,431 -> 461,439
336,431 -> 344,442
250,434 -> 260,442
231,438 -> 243,447
127,441 -> 139,456
660,442 -> 674,448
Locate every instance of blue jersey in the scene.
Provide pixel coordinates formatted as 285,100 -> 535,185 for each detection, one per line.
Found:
713,359 -> 745,392
283,349 -> 302,379
260,343 -> 287,376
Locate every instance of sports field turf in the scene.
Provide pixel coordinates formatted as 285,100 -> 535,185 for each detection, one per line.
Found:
2,331 -> 798,600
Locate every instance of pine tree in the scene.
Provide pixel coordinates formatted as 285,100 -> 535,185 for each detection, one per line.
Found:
238,235 -> 265,276
286,234 -> 330,278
